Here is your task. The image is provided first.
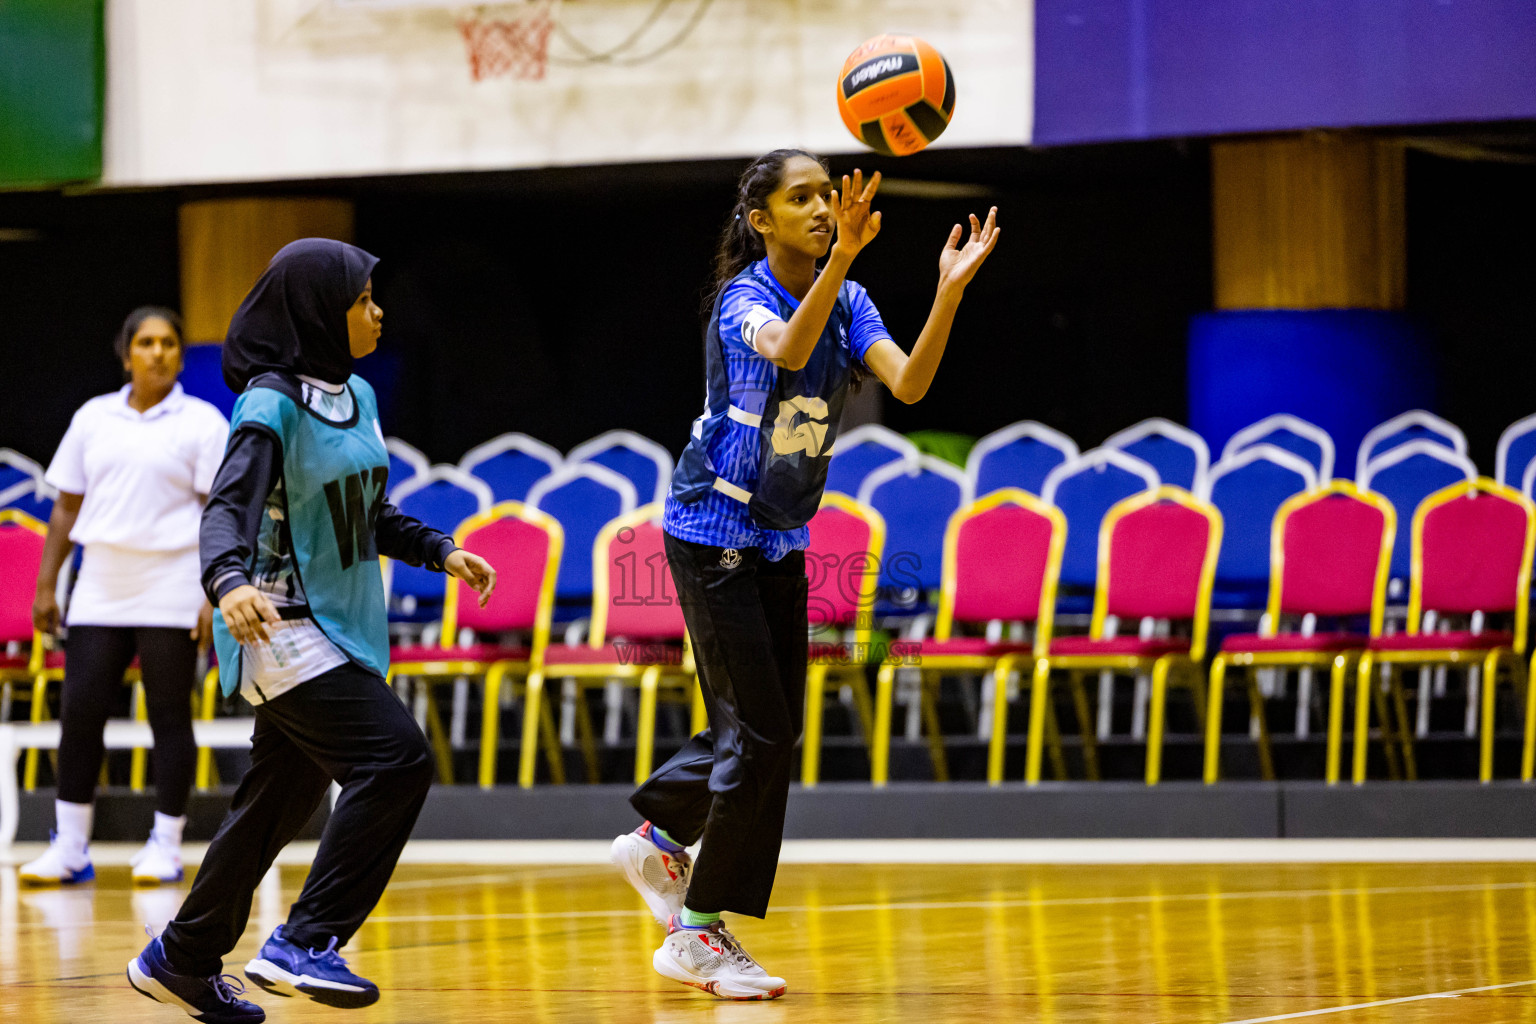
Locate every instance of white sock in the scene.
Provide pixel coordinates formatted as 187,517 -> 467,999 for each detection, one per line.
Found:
54,800 -> 93,854
152,812 -> 186,851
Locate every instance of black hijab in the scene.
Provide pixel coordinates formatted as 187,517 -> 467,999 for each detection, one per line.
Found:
222,238 -> 378,392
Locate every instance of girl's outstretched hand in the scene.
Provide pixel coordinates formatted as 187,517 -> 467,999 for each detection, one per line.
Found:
446,549 -> 498,608
938,207 -> 1001,294
831,169 -> 883,259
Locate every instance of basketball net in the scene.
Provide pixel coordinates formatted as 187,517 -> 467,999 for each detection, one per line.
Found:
457,2 -> 556,81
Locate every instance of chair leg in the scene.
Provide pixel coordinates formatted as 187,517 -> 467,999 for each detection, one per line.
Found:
1024,659 -> 1053,785
537,689 -> 565,785
1245,671 -> 1275,782
802,662 -> 829,786
1146,658 -> 1172,785
987,656 -> 1016,786
1325,654 -> 1350,785
1068,672 -> 1101,781
918,681 -> 949,783
130,681 -> 149,793
1353,654 -> 1374,784
847,672 -> 876,748
1204,655 -> 1228,784
1523,651 -> 1536,783
1390,669 -> 1417,781
634,666 -> 661,786
196,668 -> 221,792
1043,695 -> 1068,781
1372,671 -> 1402,781
420,684 -> 455,784
24,673 -> 48,792
479,664 -> 507,789
517,672 -> 546,789
570,686 -> 599,784
1481,649 -> 1505,783
872,663 -> 897,786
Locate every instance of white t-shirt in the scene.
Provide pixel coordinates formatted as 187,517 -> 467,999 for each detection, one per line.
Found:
46,383 -> 230,549
46,384 -> 229,629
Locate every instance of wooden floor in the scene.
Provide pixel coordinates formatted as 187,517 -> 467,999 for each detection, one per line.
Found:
7,853 -> 1536,1023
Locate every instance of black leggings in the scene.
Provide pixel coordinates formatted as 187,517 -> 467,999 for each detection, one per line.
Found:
56,625 -> 198,817
162,661 -> 434,975
631,535 -> 808,919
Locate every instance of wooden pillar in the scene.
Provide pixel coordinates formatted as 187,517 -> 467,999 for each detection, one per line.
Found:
178,198 -> 355,343
1212,134 -> 1405,311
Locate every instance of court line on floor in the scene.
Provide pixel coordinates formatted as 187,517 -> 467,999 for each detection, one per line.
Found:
18,837 -> 1536,868
1219,978 -> 1536,1023
358,878 -> 1536,924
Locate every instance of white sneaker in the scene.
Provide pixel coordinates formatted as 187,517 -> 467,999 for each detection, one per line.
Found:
19,833 -> 95,886
653,916 -> 786,1000
130,835 -> 185,887
610,824 -> 691,924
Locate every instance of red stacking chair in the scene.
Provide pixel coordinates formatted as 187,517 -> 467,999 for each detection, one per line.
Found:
870,488 -> 1066,786
1353,478 -> 1536,784
801,493 -> 885,786
1026,486 -> 1222,785
540,503 -> 697,787
1203,482 -> 1394,785
2,510 -> 60,788
388,501 -> 563,788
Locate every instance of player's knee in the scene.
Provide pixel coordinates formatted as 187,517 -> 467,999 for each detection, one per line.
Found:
393,729 -> 436,793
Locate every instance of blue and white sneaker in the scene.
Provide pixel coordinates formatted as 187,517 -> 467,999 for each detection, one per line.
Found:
244,926 -> 379,1008
18,832 -> 94,886
127,934 -> 265,1023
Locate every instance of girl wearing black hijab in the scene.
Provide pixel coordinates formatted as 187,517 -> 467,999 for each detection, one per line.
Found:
128,239 -> 497,1024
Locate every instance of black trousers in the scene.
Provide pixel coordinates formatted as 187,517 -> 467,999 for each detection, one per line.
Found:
57,625 -> 197,817
160,662 -> 434,976
631,534 -> 807,919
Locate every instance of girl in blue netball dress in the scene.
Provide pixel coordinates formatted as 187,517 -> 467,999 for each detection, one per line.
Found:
128,239 -> 496,1024
610,149 -> 999,999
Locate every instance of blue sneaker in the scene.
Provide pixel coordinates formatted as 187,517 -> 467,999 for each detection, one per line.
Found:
244,926 -> 379,1008
127,935 -> 265,1023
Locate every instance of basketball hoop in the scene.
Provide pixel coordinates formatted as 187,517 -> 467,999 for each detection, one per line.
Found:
457,2 -> 556,81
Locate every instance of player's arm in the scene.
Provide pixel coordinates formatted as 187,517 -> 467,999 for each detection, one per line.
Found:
752,171 -> 883,371
376,505 -> 497,607
865,208 -> 1000,404
31,492 -> 83,635
201,426 -> 283,644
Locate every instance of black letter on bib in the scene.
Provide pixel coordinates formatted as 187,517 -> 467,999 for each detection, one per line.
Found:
324,472 -> 373,571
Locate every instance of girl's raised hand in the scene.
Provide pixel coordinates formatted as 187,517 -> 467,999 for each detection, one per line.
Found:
938,207 -> 1001,293
831,169 -> 883,258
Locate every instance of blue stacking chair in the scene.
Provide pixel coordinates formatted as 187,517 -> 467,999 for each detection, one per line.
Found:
1041,448 -> 1160,604
385,437 -> 430,491
460,432 -> 562,502
965,420 -> 1078,498
0,449 -> 53,521
1358,440 -> 1477,594
528,463 -> 638,603
387,466 -> 493,622
1496,413 -> 1536,497
1220,413 -> 1336,483
1104,417 -> 1210,494
567,430 -> 673,506
857,455 -> 972,610
1202,444 -> 1319,610
825,425 -> 918,499
1354,410 -> 1467,483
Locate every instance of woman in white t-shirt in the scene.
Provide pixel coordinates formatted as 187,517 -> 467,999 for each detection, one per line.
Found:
20,307 -> 230,887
